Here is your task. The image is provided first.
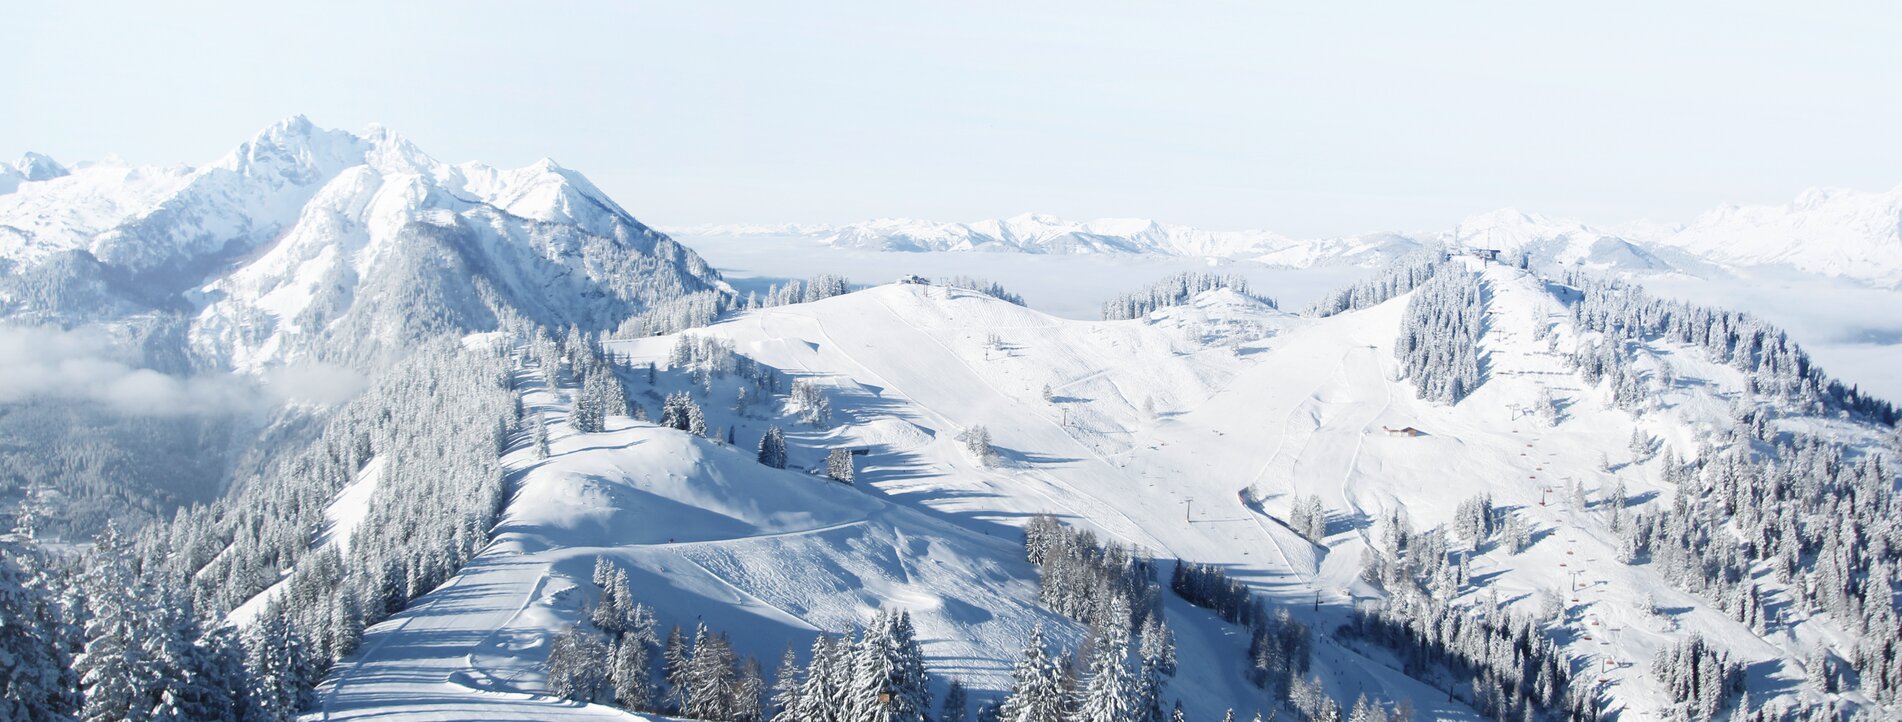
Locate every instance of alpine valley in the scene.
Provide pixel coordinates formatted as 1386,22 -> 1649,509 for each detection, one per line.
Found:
3,119 -> 1901,722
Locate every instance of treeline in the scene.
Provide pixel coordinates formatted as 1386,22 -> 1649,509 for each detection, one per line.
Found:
741,274 -> 855,309
533,327 -> 629,433
1101,272 -> 1276,321
1170,562 -> 1260,627
617,270 -> 865,337
547,558 -> 938,722
614,290 -> 730,338
1350,511 -> 1594,721
1394,266 -> 1483,404
1548,266 -> 1902,714
1559,267 -> 1902,714
936,275 -> 1026,306
152,336 -> 517,620
1617,427 -> 1902,704
1022,514 -> 1163,630
1649,633 -> 1744,721
1563,271 -> 1897,425
1304,248 -> 1444,317
35,333 -> 519,721
1340,594 -> 1592,722
0,324 -> 730,721
1019,514 -> 1185,720
1027,515 -> 1400,722
2,525 -> 281,722
1169,562 -> 1315,706
0,396 -> 238,539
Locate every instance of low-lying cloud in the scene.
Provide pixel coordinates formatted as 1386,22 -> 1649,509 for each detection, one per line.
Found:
0,324 -> 365,415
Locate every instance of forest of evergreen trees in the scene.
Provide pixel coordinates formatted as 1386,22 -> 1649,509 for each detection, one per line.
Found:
1100,272 -> 1277,321
1304,249 -> 1444,317
1552,270 -> 1902,711
1649,633 -> 1745,721
1563,272 -> 1897,425
1347,506 -> 1596,722
935,276 -> 1027,306
0,327 -> 572,721
1394,265 -> 1485,404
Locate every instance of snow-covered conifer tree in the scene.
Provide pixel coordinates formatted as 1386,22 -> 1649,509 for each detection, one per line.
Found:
663,625 -> 691,711
0,534 -> 77,722
547,625 -> 610,703
1000,626 -> 1065,722
683,626 -> 737,720
961,426 -> 995,466
1394,266 -> 1484,404
1073,624 -> 1137,722
610,637 -> 655,712
735,656 -> 766,722
770,644 -> 802,721
244,607 -> 316,722
758,426 -> 788,469
826,448 -> 856,485
846,611 -> 931,722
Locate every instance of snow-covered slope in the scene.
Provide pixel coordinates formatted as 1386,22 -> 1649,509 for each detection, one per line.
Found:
0,117 -> 728,368
311,261 -> 1894,719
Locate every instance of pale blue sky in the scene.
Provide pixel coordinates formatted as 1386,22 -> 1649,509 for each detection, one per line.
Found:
7,1 -> 1900,236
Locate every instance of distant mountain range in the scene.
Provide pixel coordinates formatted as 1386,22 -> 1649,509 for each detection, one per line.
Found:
669,185 -> 1902,287
0,116 -> 727,370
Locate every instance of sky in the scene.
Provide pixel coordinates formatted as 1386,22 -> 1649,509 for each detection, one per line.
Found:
6,1 -> 1900,236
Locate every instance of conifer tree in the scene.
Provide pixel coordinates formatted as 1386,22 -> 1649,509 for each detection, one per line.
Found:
682,625 -> 736,720
76,524 -> 152,722
1001,626 -> 1066,722
664,625 -> 691,711
847,611 -> 931,722
758,426 -> 789,469
244,607 -> 316,722
547,625 -> 610,703
1074,624 -> 1138,722
770,644 -> 803,721
827,448 -> 857,485
0,534 -> 77,722
734,656 -> 766,722
610,637 -> 655,712
791,634 -> 844,722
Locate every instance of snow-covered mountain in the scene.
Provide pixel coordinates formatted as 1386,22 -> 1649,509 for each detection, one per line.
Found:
675,185 -> 1902,286
0,152 -> 70,194
0,116 -> 728,368
826,214 -> 1300,257
11,121 -> 1901,722
1644,184 -> 1902,284
226,261 -> 1896,721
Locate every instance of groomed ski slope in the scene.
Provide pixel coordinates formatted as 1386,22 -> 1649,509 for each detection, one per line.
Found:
310,261 -> 1873,720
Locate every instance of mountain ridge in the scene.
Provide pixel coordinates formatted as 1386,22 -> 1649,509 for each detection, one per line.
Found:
0,116 -> 730,370
667,184 -> 1902,286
